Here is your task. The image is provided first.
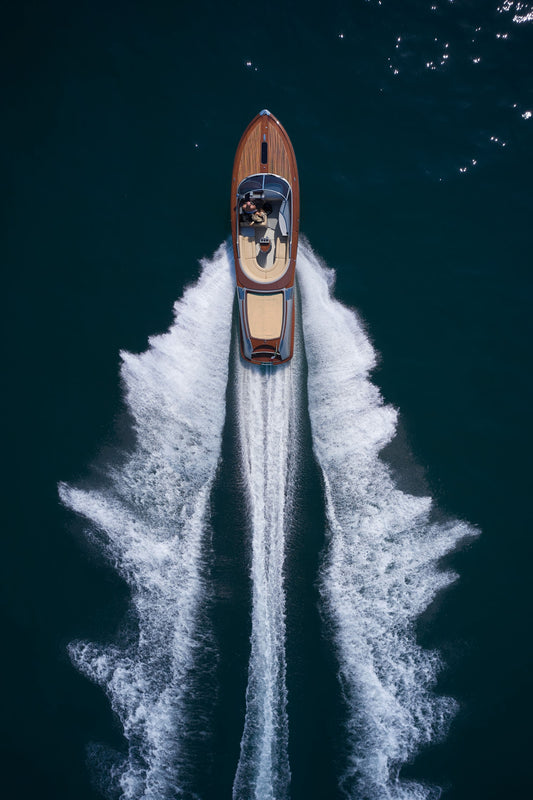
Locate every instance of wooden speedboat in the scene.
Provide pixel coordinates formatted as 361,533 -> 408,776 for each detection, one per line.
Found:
231,110 -> 299,364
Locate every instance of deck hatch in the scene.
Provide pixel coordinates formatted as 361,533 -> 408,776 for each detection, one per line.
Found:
261,142 -> 268,164
246,292 -> 283,340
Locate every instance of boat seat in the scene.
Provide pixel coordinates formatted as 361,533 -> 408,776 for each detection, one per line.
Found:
240,226 -> 255,237
240,234 -> 257,262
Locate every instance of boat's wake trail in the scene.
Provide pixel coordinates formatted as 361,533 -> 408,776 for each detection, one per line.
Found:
298,244 -> 476,800
59,236 -> 474,800
232,345 -> 301,800
59,245 -> 234,800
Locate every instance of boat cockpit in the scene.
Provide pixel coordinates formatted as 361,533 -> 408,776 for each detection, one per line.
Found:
236,174 -> 293,283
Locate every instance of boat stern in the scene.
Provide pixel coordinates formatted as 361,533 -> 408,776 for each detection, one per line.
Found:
237,286 -> 295,365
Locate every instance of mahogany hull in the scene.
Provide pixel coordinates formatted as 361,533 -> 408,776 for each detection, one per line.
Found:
231,111 -> 299,365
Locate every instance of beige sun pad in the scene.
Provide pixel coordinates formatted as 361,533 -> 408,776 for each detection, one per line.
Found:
239,233 -> 289,283
246,292 -> 283,339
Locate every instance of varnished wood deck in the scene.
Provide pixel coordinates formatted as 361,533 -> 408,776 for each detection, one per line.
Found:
233,113 -> 294,185
231,111 -> 299,293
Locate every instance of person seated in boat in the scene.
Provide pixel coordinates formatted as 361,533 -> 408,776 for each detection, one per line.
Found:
240,198 -> 257,226
240,199 -> 267,226
250,207 -> 267,226
241,198 -> 257,217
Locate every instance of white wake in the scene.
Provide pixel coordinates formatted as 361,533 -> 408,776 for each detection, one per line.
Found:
59,245 -> 235,800
231,342 -> 301,800
60,237 -> 473,800
298,243 -> 475,800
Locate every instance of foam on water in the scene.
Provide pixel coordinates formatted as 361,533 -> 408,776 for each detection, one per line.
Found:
231,343 -> 301,800
298,243 -> 476,800
59,245 -> 235,799
59,236 -> 473,799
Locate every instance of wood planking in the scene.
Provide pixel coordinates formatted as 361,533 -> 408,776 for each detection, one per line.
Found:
234,119 -> 264,185
267,120 -> 292,179
234,115 -> 294,185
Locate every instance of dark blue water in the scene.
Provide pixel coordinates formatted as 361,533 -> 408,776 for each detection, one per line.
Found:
2,1 -> 532,798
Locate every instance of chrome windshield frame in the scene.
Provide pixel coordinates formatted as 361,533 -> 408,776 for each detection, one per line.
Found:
237,173 -> 291,202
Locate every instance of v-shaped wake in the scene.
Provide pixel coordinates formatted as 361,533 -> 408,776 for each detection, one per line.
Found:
60,241 -> 475,800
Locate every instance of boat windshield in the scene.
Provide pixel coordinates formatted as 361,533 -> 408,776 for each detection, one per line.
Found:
237,174 -> 291,202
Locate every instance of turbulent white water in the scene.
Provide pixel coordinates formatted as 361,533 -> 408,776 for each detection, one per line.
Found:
60,238 -> 473,800
232,340 -> 301,800
59,245 -> 235,800
298,243 -> 475,800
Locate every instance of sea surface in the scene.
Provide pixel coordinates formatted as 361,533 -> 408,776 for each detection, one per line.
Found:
2,2 -> 532,799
